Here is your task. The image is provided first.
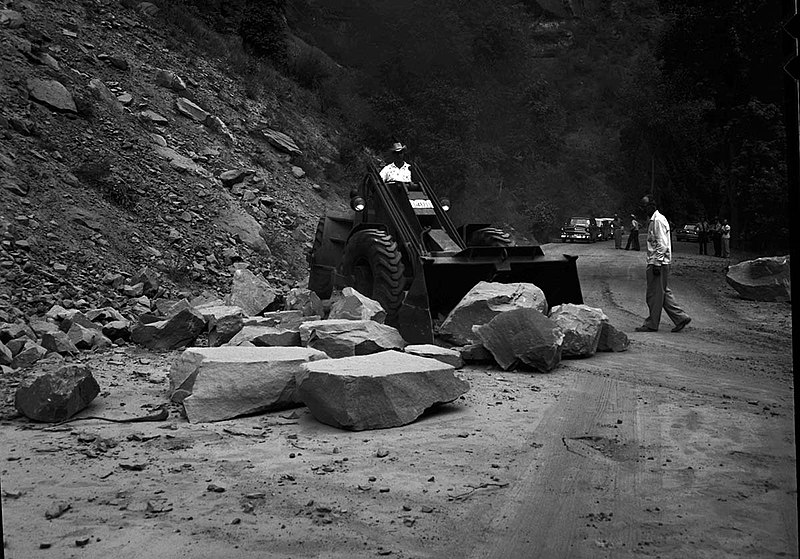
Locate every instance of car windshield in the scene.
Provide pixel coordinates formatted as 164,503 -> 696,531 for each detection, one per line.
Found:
684,225 -> 697,231
569,218 -> 591,227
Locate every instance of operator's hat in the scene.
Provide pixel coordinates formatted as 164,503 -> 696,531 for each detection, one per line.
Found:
389,142 -> 406,152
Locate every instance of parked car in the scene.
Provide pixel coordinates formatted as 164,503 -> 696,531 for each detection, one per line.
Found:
561,217 -> 599,243
676,224 -> 699,242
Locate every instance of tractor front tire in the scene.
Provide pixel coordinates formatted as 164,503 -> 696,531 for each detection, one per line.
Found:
467,227 -> 515,247
341,229 -> 405,323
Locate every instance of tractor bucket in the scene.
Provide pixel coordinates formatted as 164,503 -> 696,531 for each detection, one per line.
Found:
421,247 -> 583,320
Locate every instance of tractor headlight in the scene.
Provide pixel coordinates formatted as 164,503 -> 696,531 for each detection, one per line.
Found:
441,198 -> 450,211
351,196 -> 365,212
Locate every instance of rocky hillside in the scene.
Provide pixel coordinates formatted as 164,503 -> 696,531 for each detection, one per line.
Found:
0,0 -> 352,324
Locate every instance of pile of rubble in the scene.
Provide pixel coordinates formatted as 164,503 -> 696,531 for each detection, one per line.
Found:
6,272 -> 628,432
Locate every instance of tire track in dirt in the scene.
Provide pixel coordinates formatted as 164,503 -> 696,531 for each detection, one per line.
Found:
462,373 -> 664,558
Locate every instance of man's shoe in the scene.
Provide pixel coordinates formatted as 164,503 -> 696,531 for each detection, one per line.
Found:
635,326 -> 657,332
671,318 -> 691,333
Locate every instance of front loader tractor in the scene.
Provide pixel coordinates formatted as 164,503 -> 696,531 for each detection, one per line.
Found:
308,162 -> 583,344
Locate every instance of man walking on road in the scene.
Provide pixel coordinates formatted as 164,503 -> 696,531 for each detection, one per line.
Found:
625,214 -> 640,251
635,195 -> 692,333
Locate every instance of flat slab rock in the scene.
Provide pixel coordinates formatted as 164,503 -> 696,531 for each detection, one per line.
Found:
438,281 -> 548,345
226,325 -> 301,347
726,256 -> 791,302
404,344 -> 463,369
297,351 -> 470,431
170,346 -> 328,423
299,319 -> 405,358
476,307 -> 564,372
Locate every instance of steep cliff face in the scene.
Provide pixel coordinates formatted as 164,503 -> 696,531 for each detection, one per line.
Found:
0,0 -> 352,320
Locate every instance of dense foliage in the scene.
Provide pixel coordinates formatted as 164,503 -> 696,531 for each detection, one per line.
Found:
169,0 -> 790,249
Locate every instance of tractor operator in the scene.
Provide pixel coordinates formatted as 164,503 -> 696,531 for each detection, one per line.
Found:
380,142 -> 413,183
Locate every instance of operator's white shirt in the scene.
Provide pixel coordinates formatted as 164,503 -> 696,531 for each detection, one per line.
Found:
646,209 -> 672,266
380,162 -> 411,183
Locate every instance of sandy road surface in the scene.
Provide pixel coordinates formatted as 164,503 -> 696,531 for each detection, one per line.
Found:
1,240 -> 795,558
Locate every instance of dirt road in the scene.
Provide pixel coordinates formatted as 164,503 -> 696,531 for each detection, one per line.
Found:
1,240 -> 795,558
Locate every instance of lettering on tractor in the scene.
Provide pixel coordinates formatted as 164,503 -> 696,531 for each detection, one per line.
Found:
308,162 -> 584,344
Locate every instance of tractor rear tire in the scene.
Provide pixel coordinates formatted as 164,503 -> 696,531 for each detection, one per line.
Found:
468,227 -> 515,247
341,229 -> 405,323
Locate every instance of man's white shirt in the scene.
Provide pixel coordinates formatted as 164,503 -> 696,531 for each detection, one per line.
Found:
646,209 -> 672,266
380,162 -> 412,183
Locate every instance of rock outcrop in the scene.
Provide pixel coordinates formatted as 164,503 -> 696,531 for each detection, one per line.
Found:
296,351 -> 470,430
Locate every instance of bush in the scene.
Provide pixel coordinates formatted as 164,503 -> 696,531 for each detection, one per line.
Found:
290,45 -> 331,90
239,0 -> 287,66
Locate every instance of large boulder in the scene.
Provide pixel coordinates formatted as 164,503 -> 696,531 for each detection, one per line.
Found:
194,304 -> 246,347
548,303 -> 607,358
726,256 -> 791,302
0,322 -> 35,343
476,308 -> 563,372
67,322 -> 110,350
58,310 -> 100,334
296,351 -> 470,431
15,365 -> 100,422
130,307 -> 206,350
227,269 -> 277,316
299,319 -> 406,358
170,346 -> 328,423
438,282 -> 549,345
285,288 -> 324,318
27,78 -> 76,112
11,340 -> 48,369
328,287 -> 386,323
597,321 -> 630,352
40,330 -> 79,356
